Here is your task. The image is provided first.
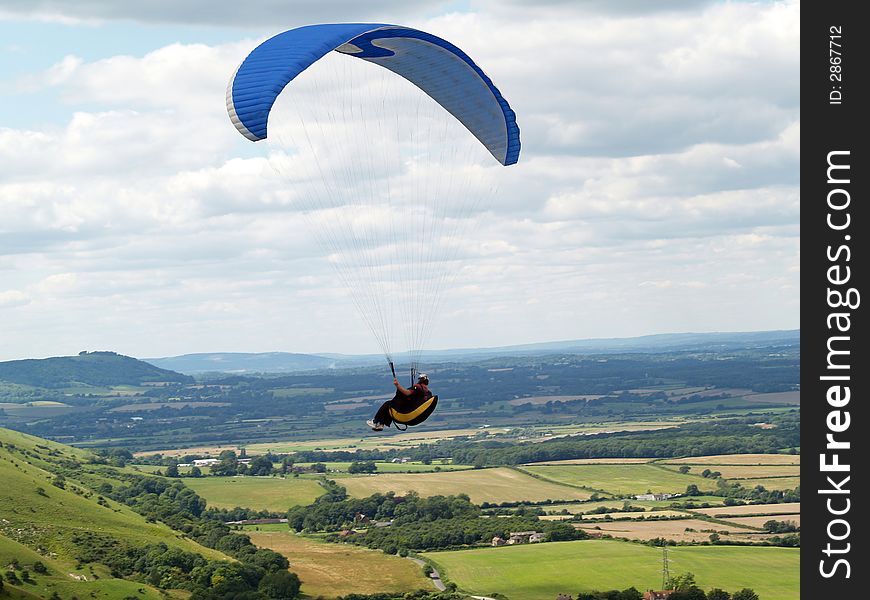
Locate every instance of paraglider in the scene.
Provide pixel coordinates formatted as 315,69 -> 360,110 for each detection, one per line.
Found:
228,23 -> 520,429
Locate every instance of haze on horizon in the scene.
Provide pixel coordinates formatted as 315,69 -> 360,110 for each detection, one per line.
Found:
0,1 -> 799,362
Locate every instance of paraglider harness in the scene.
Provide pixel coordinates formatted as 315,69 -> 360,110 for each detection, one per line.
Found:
388,361 -> 437,430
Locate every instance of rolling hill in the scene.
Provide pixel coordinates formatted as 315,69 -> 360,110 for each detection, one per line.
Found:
0,351 -> 192,388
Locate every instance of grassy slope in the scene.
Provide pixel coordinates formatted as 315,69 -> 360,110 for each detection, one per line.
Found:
181,476 -> 326,511
0,535 -> 176,600
338,467 -> 593,504
424,539 -> 799,600
0,427 -> 230,599
246,527 -> 430,598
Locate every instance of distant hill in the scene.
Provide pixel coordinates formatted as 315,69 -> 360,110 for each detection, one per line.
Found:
0,351 -> 192,388
146,330 -> 800,374
145,351 -> 336,374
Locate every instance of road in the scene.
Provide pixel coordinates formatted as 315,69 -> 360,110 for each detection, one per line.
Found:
408,557 -> 446,591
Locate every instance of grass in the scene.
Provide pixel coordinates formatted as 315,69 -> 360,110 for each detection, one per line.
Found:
423,539 -> 799,600
519,464 -> 712,496
182,475 -> 326,511
338,467 -> 593,504
246,529 -> 431,598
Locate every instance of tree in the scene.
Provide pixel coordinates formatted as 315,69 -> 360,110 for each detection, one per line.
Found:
678,466 -> 690,474
258,570 -> 301,599
32,561 -> 48,574
685,484 -> 701,496
165,464 -> 180,478
669,588 -> 707,600
667,573 -> 697,592
348,461 -> 377,474
732,589 -> 759,600
248,456 -> 276,476
707,589 -> 730,600
189,466 -> 203,478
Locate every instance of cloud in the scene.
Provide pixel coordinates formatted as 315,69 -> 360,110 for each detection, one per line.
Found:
0,1 -> 799,360
0,0 -> 452,27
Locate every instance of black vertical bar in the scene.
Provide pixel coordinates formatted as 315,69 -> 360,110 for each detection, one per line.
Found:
803,1 -> 866,596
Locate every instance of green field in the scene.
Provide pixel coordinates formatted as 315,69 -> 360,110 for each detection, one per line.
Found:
520,464 -> 712,496
182,475 -> 326,511
339,467 -> 593,504
424,539 -> 799,600
246,527 -> 431,598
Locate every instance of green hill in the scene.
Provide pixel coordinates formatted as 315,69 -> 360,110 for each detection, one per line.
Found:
0,428 -> 263,600
0,351 -> 193,388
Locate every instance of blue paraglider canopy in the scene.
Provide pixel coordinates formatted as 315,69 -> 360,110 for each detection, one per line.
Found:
227,23 -> 520,165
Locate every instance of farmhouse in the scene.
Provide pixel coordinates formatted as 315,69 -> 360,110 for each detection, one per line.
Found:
634,493 -> 675,501
508,531 -> 542,544
193,458 -> 221,466
491,536 -> 507,546
643,591 -> 674,600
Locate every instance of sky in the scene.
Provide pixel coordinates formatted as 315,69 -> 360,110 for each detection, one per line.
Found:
0,1 -> 800,361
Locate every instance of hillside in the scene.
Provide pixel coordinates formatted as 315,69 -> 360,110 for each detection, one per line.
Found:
0,429 -> 238,599
0,351 -> 192,388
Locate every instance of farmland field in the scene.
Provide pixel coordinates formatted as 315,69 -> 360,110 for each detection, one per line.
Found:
519,464 -> 710,496
580,510 -> 689,520
661,453 -> 800,465
247,527 -> 430,598
524,458 -> 653,465
423,539 -> 799,600
339,467 -> 593,504
724,514 -> 801,529
573,518 -> 768,543
668,464 -> 800,479
693,502 -> 800,517
182,476 -> 325,511
732,476 -> 800,491
295,460 -> 472,473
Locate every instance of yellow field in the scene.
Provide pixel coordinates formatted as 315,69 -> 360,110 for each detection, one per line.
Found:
724,515 -> 801,529
247,530 -> 430,598
575,519 -> 772,543
734,477 -> 800,491
581,510 -> 689,520
693,502 -> 800,517
339,468 -> 593,504
662,454 -> 800,465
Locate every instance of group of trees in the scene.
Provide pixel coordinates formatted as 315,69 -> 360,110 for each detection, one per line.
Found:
285,484 -> 586,553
